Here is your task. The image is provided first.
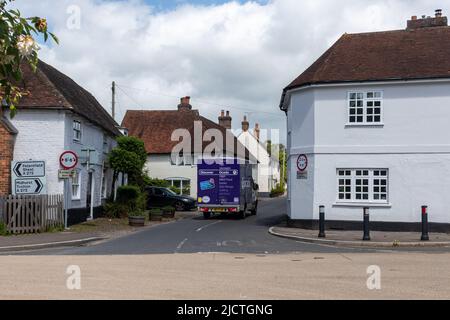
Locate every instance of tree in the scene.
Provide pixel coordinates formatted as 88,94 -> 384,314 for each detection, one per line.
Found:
1,0 -> 58,116
109,136 -> 147,194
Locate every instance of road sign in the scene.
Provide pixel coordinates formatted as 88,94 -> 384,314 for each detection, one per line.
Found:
60,151 -> 78,170
297,154 -> 308,172
12,161 -> 45,177
59,169 -> 75,179
11,161 -> 47,195
14,178 -> 45,195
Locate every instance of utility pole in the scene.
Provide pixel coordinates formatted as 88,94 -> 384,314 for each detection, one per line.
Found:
112,81 -> 116,121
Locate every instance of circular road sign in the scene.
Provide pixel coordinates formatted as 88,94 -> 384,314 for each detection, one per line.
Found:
297,154 -> 308,172
60,151 -> 78,170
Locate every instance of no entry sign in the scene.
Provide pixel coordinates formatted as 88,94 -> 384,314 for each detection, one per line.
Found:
60,151 -> 78,170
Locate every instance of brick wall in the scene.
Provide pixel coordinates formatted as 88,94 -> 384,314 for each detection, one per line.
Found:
0,121 -> 15,196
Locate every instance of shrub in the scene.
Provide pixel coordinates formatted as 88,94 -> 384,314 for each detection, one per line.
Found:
270,183 -> 286,198
0,222 -> 7,236
149,208 -> 162,215
162,206 -> 175,213
106,185 -> 147,218
116,185 -> 141,204
145,178 -> 170,188
104,201 -> 129,219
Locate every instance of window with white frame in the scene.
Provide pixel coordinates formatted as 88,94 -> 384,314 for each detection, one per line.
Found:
170,152 -> 193,166
337,169 -> 388,203
72,170 -> 81,200
348,91 -> 383,124
73,120 -> 82,142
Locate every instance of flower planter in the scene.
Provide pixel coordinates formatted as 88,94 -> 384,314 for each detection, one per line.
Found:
162,210 -> 176,219
129,216 -> 145,227
150,214 -> 163,222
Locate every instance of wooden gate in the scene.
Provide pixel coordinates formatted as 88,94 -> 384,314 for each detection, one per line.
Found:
0,194 -> 64,234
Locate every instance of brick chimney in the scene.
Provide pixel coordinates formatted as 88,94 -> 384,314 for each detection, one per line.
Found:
254,123 -> 260,141
407,10 -> 448,29
218,110 -> 232,130
242,115 -> 249,132
178,96 -> 192,111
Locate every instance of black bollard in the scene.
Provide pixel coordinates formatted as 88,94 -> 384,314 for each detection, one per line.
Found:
421,206 -> 429,241
363,207 -> 371,241
318,206 -> 326,238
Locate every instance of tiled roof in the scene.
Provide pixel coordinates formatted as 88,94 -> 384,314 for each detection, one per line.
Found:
18,60 -> 121,136
280,25 -> 450,108
122,109 -> 253,160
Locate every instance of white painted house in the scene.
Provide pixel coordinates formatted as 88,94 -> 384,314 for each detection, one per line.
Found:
280,11 -> 450,231
237,116 -> 280,196
7,60 -> 122,225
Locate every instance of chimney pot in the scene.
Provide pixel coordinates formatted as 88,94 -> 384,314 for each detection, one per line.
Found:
254,123 -> 260,141
218,109 -> 232,130
242,115 -> 249,132
178,96 -> 192,111
407,11 -> 448,29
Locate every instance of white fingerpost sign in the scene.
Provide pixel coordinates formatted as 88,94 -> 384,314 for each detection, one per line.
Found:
11,161 -> 47,195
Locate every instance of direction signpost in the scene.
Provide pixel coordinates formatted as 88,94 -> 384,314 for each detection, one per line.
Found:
11,161 -> 47,195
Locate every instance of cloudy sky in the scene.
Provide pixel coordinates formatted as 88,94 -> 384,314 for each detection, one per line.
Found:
12,0 -> 447,143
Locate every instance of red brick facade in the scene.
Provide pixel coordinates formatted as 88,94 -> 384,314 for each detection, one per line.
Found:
0,118 -> 16,196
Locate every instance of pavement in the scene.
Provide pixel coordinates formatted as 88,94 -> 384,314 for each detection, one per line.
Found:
0,232 -> 105,253
270,226 -> 450,248
0,212 -> 199,253
1,252 -> 450,299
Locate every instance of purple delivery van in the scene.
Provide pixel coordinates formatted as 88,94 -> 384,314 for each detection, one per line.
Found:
197,158 -> 258,219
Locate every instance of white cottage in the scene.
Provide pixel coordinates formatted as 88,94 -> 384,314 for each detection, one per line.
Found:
237,116 -> 280,196
280,11 -> 450,231
5,60 -> 122,225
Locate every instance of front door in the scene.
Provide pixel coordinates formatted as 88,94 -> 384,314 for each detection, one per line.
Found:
86,172 -> 93,210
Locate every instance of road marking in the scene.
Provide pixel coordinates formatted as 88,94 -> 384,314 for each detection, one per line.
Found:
196,221 -> 222,232
175,238 -> 188,253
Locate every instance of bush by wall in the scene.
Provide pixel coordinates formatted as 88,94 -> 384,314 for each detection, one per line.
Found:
270,183 -> 286,198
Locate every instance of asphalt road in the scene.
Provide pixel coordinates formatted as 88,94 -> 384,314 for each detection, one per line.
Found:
17,197 -> 375,255
8,197 -> 450,256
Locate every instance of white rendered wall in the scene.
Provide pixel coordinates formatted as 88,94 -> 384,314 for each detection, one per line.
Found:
287,80 -> 450,223
11,109 -> 65,195
65,113 -> 117,209
145,154 -> 198,197
238,131 -> 281,193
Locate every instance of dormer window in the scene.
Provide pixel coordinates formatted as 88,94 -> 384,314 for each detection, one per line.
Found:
348,91 -> 383,125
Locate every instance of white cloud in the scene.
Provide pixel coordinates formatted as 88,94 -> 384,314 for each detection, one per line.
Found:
13,0 -> 448,143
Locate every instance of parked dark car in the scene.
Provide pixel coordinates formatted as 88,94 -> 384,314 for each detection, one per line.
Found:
145,186 -> 197,211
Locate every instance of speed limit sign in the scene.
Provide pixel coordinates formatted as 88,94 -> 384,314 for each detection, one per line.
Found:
297,154 -> 308,172
60,151 -> 78,170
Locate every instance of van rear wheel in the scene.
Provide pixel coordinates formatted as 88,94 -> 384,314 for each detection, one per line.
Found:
239,210 -> 246,220
203,212 -> 211,219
